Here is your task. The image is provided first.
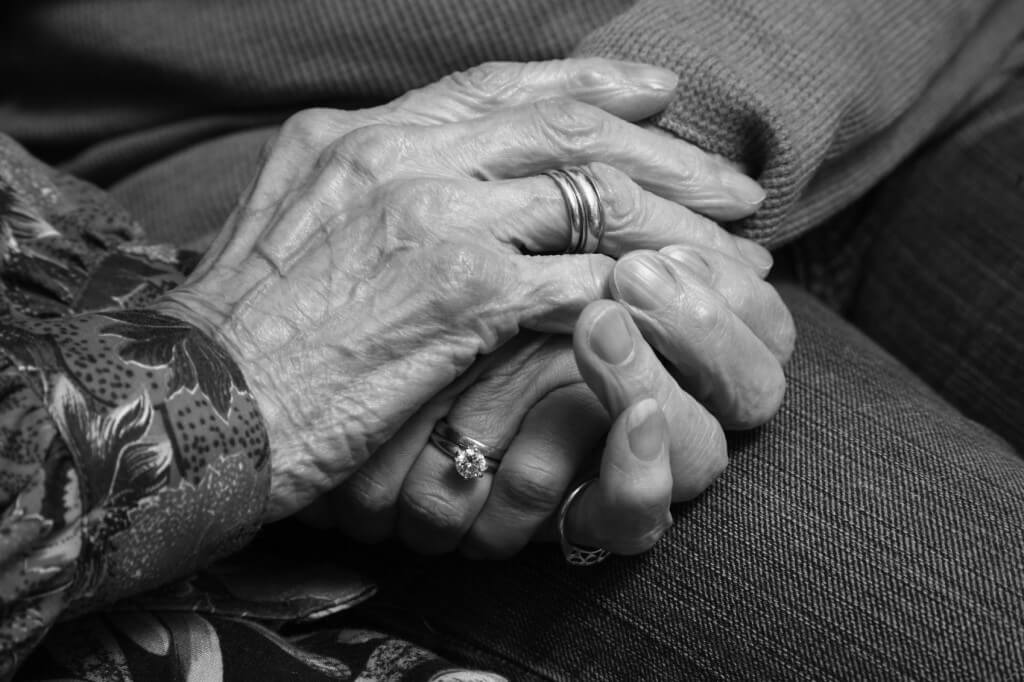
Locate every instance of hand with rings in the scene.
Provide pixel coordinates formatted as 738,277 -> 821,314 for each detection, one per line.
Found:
156,57 -> 775,523
327,238 -> 794,560
301,63 -> 794,560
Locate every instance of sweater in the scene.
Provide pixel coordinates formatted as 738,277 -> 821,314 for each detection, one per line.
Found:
2,0 -> 1023,247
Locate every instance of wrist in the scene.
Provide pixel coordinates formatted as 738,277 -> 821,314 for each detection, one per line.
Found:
152,289 -> 313,522
4,310 -> 271,606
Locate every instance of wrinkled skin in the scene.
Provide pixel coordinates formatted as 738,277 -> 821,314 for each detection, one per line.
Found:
330,243 -> 794,558
156,59 -> 792,549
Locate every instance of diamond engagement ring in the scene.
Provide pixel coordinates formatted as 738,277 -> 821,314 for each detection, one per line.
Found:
557,478 -> 611,566
429,419 -> 502,480
542,166 -> 606,254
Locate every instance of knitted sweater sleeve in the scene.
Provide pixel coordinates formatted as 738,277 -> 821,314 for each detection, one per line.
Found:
574,0 -> 1024,246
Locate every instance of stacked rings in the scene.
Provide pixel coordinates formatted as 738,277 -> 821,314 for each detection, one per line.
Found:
542,167 -> 606,254
429,419 -> 502,480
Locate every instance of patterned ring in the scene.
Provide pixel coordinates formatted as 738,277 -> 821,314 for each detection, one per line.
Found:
557,478 -> 611,566
429,419 -> 502,480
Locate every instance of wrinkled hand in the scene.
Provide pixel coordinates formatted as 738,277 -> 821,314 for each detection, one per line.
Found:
328,243 -> 795,557
154,58 -> 768,521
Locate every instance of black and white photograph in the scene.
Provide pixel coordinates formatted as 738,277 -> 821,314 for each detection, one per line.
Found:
1,1 -> 1022,679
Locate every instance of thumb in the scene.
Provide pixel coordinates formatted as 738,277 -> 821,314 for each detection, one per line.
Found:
564,398 -> 674,555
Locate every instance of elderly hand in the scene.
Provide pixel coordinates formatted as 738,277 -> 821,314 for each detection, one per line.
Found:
329,242 -> 794,556
154,58 -> 767,521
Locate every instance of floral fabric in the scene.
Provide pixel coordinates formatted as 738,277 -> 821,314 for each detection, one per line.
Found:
0,133 -> 500,680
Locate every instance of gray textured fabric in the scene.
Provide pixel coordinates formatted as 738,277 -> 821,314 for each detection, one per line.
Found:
4,4 -> 1023,679
337,81 -> 1024,679
2,1 -> 1023,247
342,281 -> 1024,680
848,72 -> 1024,452
573,0 -> 1024,246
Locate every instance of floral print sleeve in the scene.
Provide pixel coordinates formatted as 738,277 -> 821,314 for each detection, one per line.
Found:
0,134 -> 270,677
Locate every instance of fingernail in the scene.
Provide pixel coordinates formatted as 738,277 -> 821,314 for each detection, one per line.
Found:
616,62 -> 678,92
613,255 -> 674,310
735,238 -> 773,272
720,173 -> 766,206
662,246 -> 714,284
627,399 -> 665,461
590,306 -> 634,365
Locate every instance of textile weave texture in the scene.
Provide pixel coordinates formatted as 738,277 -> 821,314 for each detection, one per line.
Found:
338,282 -> 1024,680
2,0 -> 1023,251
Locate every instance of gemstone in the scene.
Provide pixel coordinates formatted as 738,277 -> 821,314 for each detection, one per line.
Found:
453,445 -> 487,479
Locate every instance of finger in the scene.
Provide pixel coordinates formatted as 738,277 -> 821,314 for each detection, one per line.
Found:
201,59 -> 679,269
661,245 -> 796,364
509,252 -> 614,334
414,98 -> 766,221
348,173 -> 765,271
461,382 -> 608,559
574,300 -> 728,501
640,123 -> 753,176
389,58 -> 679,124
610,251 -> 787,430
461,165 -> 768,265
331,394 -> 451,544
331,351 -> 500,543
565,398 -> 674,554
216,58 -> 678,221
396,334 -> 578,554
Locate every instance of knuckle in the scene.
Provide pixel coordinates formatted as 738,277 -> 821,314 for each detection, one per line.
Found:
589,163 -> 643,227
678,212 -> 731,253
444,62 -> 523,105
727,364 -> 787,429
680,292 -> 727,340
339,469 -> 394,518
279,108 -> 335,148
566,58 -> 617,90
432,245 -> 501,294
399,486 -> 468,538
533,98 -> 602,154
323,124 -> 404,182
675,146 -> 715,189
380,178 -> 446,226
497,460 -> 565,515
257,131 -> 280,165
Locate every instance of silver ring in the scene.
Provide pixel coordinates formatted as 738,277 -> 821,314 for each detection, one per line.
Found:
557,478 -> 611,566
429,419 -> 502,480
542,166 -> 606,254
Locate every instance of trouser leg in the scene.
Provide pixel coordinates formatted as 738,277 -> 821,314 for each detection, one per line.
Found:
340,282 -> 1024,681
846,72 -> 1024,451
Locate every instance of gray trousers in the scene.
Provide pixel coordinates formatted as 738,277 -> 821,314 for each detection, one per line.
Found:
331,75 -> 1024,680
102,71 -> 1024,681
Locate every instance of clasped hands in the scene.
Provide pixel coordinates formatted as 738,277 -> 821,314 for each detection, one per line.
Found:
156,58 -> 795,561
